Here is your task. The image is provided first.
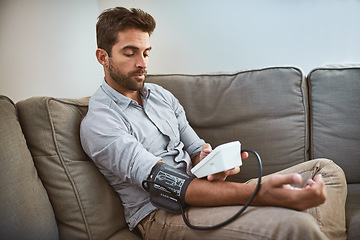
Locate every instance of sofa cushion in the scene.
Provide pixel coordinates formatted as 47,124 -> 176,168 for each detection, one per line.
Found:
147,67 -> 309,182
16,97 -> 141,240
0,95 -> 58,240
308,65 -> 360,184
346,184 -> 360,240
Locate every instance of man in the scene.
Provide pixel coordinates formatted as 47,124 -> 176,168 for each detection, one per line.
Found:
80,7 -> 347,240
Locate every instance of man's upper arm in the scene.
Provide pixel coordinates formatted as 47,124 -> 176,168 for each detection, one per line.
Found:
80,105 -> 160,187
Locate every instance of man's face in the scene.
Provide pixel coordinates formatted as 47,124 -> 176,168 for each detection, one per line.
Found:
106,28 -> 151,92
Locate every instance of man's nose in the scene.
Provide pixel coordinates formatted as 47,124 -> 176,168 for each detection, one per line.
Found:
136,56 -> 148,69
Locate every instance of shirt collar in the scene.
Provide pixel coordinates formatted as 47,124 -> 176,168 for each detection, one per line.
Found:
140,85 -> 151,99
101,80 -> 151,110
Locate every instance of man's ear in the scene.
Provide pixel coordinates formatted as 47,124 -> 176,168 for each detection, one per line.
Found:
96,48 -> 109,67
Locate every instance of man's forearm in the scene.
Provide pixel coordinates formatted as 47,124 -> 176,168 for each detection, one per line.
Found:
184,174 -> 327,211
185,178 -> 257,207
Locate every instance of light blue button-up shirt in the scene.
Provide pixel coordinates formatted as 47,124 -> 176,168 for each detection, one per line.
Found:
80,80 -> 205,230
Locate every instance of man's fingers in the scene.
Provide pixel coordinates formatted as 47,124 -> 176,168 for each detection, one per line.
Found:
207,167 -> 240,181
313,173 -> 323,183
200,143 -> 212,160
229,166 -> 240,175
306,174 -> 323,188
307,179 -> 316,186
201,143 -> 212,153
241,151 -> 248,160
269,173 -> 303,188
207,172 -> 226,181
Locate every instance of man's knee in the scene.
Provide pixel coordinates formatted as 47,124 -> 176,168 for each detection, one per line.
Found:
306,158 -> 346,184
316,158 -> 347,187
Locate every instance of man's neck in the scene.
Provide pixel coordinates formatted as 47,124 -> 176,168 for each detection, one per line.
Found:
105,78 -> 143,106
126,90 -> 143,107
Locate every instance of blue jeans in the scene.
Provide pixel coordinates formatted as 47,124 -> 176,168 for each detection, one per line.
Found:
137,159 -> 347,240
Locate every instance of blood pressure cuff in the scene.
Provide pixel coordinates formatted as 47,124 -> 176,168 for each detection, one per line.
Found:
142,162 -> 195,213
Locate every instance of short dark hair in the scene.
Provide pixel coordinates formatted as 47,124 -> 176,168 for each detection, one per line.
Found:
96,7 -> 156,56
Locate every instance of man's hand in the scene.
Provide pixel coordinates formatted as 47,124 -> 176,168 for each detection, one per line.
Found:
198,143 -> 248,182
255,173 -> 326,211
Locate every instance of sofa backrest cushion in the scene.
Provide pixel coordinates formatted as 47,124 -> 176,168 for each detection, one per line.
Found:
147,67 -> 309,182
308,65 -> 360,184
0,95 -> 58,240
16,97 -> 134,240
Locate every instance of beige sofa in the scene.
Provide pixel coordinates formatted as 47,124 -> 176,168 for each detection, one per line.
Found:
1,65 -> 359,239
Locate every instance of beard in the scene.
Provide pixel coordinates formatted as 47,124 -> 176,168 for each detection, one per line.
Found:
108,58 -> 147,91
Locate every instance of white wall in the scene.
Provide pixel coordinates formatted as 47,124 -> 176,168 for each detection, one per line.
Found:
0,0 -> 102,102
98,0 -> 360,75
1,0 -> 360,102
